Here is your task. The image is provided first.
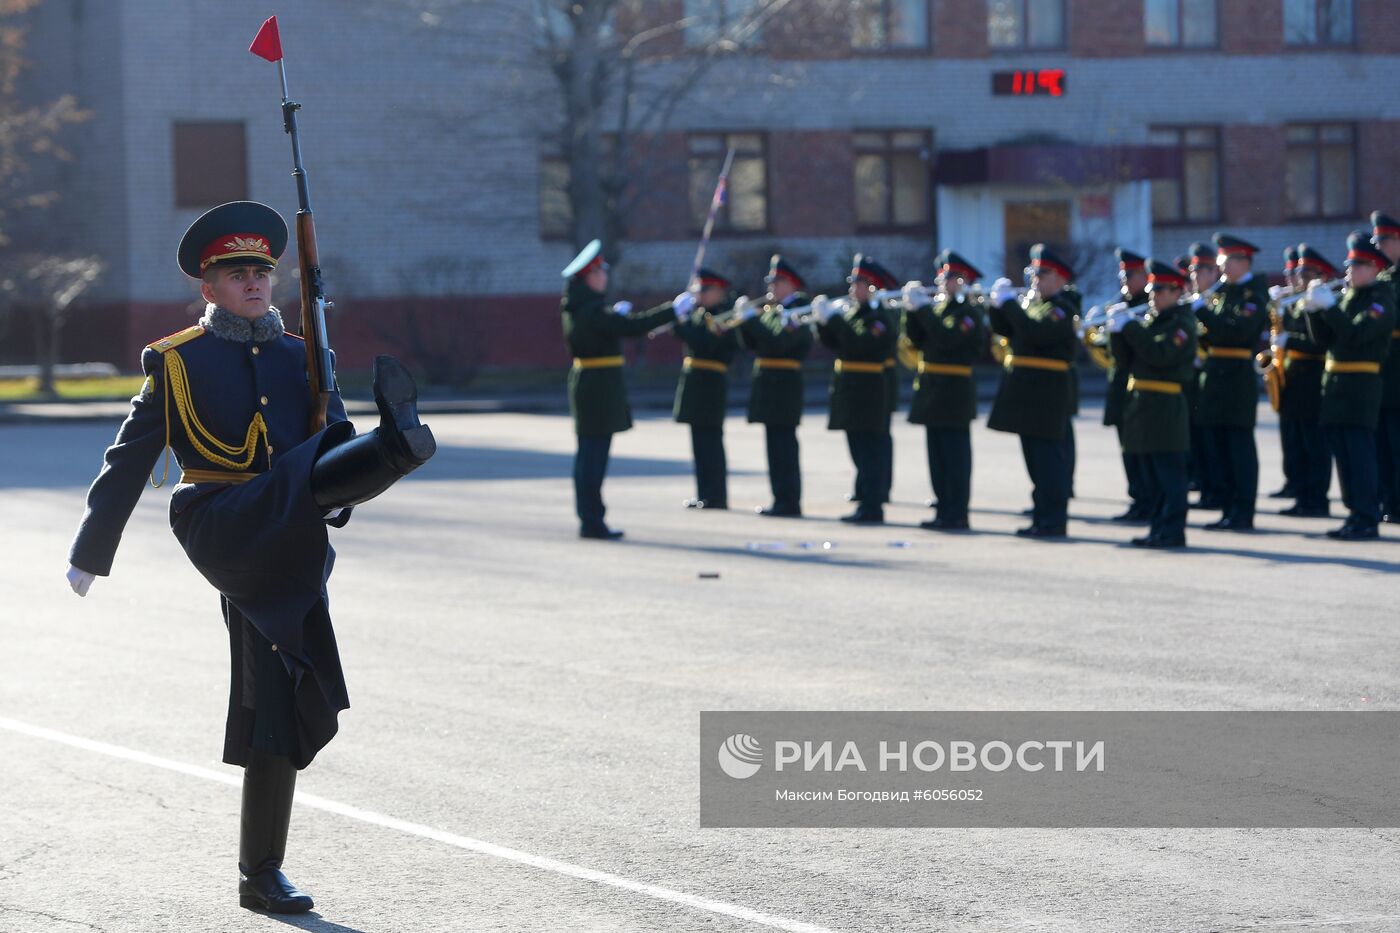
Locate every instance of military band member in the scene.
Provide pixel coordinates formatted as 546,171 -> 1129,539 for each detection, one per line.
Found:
65,201 -> 436,913
672,267 -> 739,510
987,244 -> 1079,538
1371,211 -> 1400,523
901,250 -> 985,531
737,254 -> 812,517
1268,246 -> 1302,500
1112,259 -> 1198,548
1184,242 -> 1219,504
561,239 -> 677,539
1106,248 -> 1152,522
1300,232 -> 1396,539
813,254 -> 899,524
1196,233 -> 1270,531
1274,245 -> 1336,517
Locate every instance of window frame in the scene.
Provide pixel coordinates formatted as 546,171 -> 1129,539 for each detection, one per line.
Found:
1283,121 -> 1357,221
987,0 -> 1067,52
849,0 -> 933,54
1143,0 -> 1220,51
852,128 -> 935,234
682,0 -> 766,49
1283,0 -> 1355,48
172,120 -> 249,209
686,131 -> 771,237
1147,124 -> 1222,227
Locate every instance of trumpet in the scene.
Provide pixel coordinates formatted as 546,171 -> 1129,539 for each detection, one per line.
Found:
647,294 -> 759,339
1276,278 -> 1345,311
1078,300 -> 1150,336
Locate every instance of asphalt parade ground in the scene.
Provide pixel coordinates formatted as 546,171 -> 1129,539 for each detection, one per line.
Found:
2,406 -> 1398,933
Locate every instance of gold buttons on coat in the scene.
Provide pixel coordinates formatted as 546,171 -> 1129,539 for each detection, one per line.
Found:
260,396 -> 269,406
251,346 -> 260,355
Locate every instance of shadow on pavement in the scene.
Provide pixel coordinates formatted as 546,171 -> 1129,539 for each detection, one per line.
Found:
421,444 -> 756,483
267,914 -> 371,933
615,537 -> 902,571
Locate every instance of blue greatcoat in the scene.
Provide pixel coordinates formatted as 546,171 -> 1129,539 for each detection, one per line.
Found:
69,313 -> 355,769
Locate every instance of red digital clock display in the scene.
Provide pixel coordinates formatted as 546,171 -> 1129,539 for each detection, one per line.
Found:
992,69 -> 1066,97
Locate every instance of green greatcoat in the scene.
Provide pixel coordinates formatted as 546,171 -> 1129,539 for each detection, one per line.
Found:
672,310 -> 740,428
817,299 -> 897,433
986,291 -> 1078,441
1317,281 -> 1396,428
1119,304 -> 1198,454
1195,274 -> 1270,428
1278,300 -> 1329,423
1103,289 -> 1148,428
561,278 -> 674,436
903,294 -> 984,429
1377,263 -> 1400,411
736,295 -> 812,427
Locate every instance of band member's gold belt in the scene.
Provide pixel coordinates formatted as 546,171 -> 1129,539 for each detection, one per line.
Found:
683,357 -> 728,374
1285,350 -> 1324,362
180,469 -> 260,485
1126,377 -> 1182,395
835,360 -> 886,374
884,358 -> 896,368
1393,330 -> 1400,339
1005,354 -> 1070,372
573,355 -> 624,369
918,362 -> 973,377
1325,360 -> 1381,374
756,358 -> 801,370
1208,347 -> 1252,360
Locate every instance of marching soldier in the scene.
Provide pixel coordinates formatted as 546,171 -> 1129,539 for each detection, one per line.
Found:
1196,233 -> 1270,531
672,267 -> 739,510
1112,258 -> 1199,548
900,250 -> 985,531
814,254 -> 899,524
1106,248 -> 1153,522
1274,245 -> 1336,517
1184,242 -> 1220,505
987,244 -> 1079,538
561,239 -> 678,539
65,201 -> 436,913
1371,211 -> 1400,524
736,255 -> 812,517
1300,231 -> 1396,539
1268,246 -> 1302,500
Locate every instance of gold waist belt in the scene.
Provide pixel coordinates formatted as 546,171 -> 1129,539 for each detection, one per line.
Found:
180,469 -> 260,485
1127,377 -> 1182,395
1208,347 -> 1252,360
756,358 -> 801,370
1285,350 -> 1324,362
1006,354 -> 1070,372
573,355 -> 624,369
918,362 -> 973,376
884,358 -> 895,368
1325,360 -> 1381,374
683,356 -> 728,374
834,360 -> 886,374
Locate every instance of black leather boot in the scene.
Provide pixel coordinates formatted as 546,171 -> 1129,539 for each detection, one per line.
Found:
312,355 -> 436,510
238,750 -> 313,914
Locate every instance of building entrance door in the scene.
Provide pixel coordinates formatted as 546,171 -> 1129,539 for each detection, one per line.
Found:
1003,200 -> 1070,281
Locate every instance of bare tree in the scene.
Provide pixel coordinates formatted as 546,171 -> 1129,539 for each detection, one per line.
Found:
1,253 -> 103,395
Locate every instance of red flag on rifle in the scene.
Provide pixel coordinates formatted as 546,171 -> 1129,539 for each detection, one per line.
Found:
249,15 -> 283,62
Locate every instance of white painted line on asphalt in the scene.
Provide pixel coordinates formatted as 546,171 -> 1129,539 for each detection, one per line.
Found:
0,715 -> 840,933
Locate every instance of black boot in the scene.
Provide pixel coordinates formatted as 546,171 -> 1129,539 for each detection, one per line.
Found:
238,750 -> 313,914
312,355 -> 436,510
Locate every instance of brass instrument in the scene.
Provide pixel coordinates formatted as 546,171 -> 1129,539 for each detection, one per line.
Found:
1276,278 -> 1344,311
1255,302 -> 1286,412
1188,279 -> 1225,363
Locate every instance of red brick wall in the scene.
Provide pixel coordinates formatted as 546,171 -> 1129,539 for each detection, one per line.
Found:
622,132 -> 692,243
1358,121 -> 1400,215
1356,0 -> 1400,52
1220,0 -> 1282,54
1069,0 -> 1143,57
1222,124 -> 1286,225
769,131 -> 855,237
933,0 -> 989,58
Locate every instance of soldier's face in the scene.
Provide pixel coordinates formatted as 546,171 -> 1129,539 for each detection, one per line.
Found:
584,266 -> 609,293
850,278 -> 873,302
1191,263 -> 1219,290
1347,263 -> 1378,288
202,265 -> 272,319
1150,285 -> 1180,311
1218,255 -> 1250,282
1123,269 -> 1147,295
1376,235 -> 1400,264
698,285 -> 726,309
1033,268 -> 1064,297
768,278 -> 795,303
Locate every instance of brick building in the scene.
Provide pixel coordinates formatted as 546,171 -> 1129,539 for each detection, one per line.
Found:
14,0 -> 1400,374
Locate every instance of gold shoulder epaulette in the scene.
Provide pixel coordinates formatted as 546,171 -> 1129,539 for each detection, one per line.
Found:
147,325 -> 205,353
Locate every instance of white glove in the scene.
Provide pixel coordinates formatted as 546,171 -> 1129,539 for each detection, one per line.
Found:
1272,331 -> 1289,350
1304,281 -> 1335,311
672,291 -> 696,320
734,295 -> 758,320
812,294 -> 838,323
66,565 -> 95,597
902,281 -> 929,309
1268,285 -> 1285,301
989,277 -> 1016,307
611,300 -> 633,316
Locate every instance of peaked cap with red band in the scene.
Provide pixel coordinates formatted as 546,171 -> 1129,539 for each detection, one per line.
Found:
1186,241 -> 1215,267
849,254 -> 898,290
1283,245 -> 1299,271
1346,230 -> 1389,268
1114,247 -> 1146,271
562,239 -> 606,279
1146,258 -> 1187,290
1029,243 -> 1074,281
1295,244 -> 1338,279
935,248 -> 982,283
766,254 -> 806,290
695,266 -> 731,290
1370,210 -> 1400,241
177,201 -> 287,278
1212,232 -> 1259,260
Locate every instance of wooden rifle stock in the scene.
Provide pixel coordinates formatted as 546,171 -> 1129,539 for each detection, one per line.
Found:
296,211 -> 334,433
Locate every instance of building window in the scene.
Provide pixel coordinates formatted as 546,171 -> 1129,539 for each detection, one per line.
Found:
987,0 -> 1064,50
1285,123 -> 1354,219
688,133 -> 767,233
851,0 -> 929,50
1144,0 -> 1216,48
683,0 -> 764,47
1283,0 -> 1353,46
539,156 -> 572,240
173,121 -> 247,208
854,130 -> 932,230
1148,126 -> 1219,224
